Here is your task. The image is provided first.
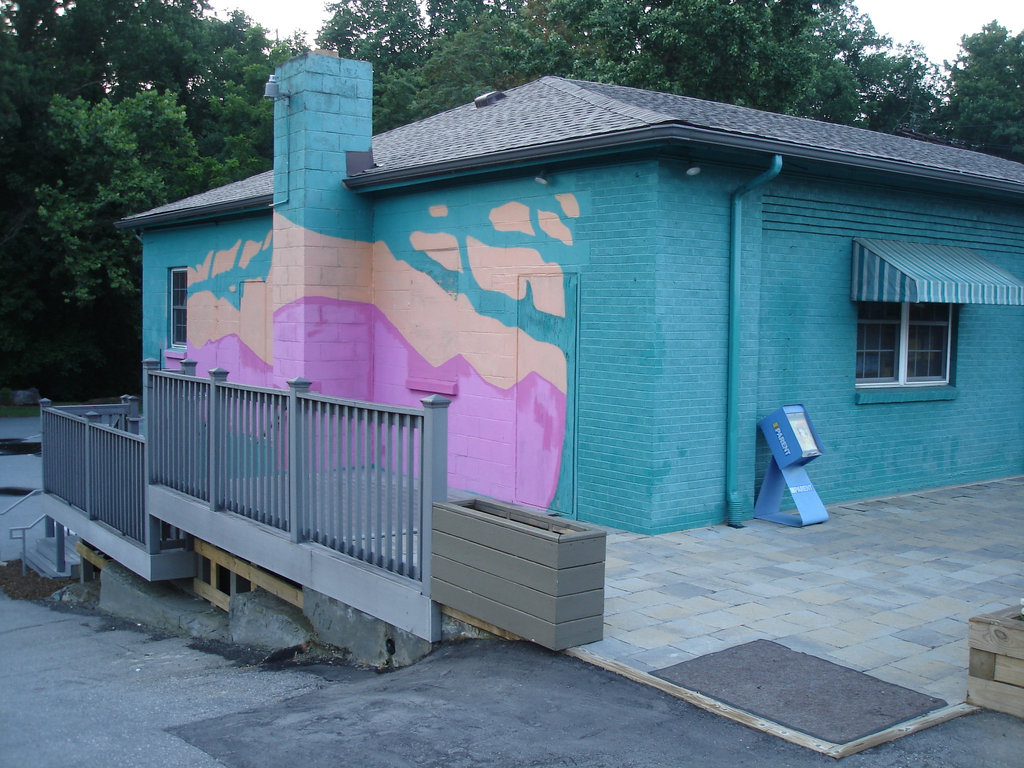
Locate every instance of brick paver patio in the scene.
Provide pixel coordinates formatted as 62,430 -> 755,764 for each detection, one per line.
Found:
578,477 -> 1024,705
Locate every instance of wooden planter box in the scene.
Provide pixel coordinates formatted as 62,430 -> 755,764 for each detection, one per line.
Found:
431,498 -> 606,650
967,606 -> 1024,718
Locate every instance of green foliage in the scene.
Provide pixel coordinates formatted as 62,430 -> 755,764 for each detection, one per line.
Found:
0,0 -> 1017,400
943,23 -> 1024,161
542,0 -> 839,110
360,0 -> 948,137
0,0 -> 305,400
789,3 -> 939,132
375,6 -> 571,131
318,0 -> 429,71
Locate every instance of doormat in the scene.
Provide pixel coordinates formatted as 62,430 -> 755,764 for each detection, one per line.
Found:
652,639 -> 946,744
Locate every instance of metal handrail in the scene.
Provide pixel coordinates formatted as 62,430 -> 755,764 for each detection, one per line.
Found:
1,488 -> 41,516
8,514 -> 49,576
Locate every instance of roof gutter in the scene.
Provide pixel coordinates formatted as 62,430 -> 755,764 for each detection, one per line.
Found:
346,124 -> 1024,198
725,155 -> 783,528
113,196 -> 274,231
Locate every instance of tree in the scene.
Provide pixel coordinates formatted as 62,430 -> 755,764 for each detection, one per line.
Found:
542,0 -> 845,111
4,93 -> 200,398
943,22 -> 1024,161
393,6 -> 570,129
791,3 -> 938,132
425,0 -> 487,38
0,0 -> 303,399
317,0 -> 428,71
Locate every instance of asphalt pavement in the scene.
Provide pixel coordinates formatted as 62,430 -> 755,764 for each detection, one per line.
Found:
2,593 -> 1023,768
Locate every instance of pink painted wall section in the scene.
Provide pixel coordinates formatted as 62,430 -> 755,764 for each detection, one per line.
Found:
372,313 -> 564,505
273,297 -> 373,400
184,200 -> 576,511
186,332 -> 273,386
188,293 -> 564,507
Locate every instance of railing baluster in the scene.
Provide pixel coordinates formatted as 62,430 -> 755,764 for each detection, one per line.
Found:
343,405 -> 352,556
384,412 -> 394,572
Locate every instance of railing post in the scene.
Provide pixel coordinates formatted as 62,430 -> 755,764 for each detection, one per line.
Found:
180,359 -> 198,377
419,395 -> 450,589
120,394 -> 141,433
208,368 -> 229,511
142,358 -> 159,439
287,378 -> 311,543
139,366 -> 159,554
85,411 -> 101,520
39,398 -> 51,492
123,395 -> 140,419
54,521 -> 65,574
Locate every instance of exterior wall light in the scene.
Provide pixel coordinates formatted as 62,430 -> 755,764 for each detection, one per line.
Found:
264,74 -> 290,102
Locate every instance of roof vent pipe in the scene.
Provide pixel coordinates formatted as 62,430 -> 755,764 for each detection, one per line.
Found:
474,90 -> 506,108
725,154 -> 783,528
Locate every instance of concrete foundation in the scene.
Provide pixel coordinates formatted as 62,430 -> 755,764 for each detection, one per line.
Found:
99,562 -> 228,641
92,563 -> 476,668
303,588 -> 434,668
230,590 -> 313,650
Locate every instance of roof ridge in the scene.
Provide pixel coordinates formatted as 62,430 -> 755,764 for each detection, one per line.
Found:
539,76 -> 673,126
553,78 -> 1024,174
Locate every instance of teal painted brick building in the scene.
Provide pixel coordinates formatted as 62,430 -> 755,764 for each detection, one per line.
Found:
121,53 -> 1024,534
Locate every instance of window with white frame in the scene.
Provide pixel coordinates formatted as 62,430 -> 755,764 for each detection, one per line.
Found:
169,268 -> 188,348
855,302 -> 953,386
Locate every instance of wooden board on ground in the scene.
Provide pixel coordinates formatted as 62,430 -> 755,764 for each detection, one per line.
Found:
566,647 -> 975,759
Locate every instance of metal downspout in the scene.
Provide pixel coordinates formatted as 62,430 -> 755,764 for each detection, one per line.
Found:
726,154 -> 783,527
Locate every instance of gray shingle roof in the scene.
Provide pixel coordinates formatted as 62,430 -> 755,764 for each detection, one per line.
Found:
121,76 -> 1024,227
364,77 -> 1024,187
117,170 -> 273,228
566,79 -> 1024,184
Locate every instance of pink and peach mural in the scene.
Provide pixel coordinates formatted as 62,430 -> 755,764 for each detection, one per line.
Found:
179,192 -> 581,514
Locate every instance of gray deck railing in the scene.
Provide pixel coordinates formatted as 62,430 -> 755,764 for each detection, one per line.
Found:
145,362 -> 449,583
41,400 -> 148,545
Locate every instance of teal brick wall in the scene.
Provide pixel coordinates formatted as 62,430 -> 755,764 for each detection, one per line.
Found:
572,159 -> 662,531
754,176 -> 1024,508
369,159 -> 669,531
140,214 -> 273,366
138,144 -> 1024,535
648,159 -> 734,531
609,159 -> 1024,532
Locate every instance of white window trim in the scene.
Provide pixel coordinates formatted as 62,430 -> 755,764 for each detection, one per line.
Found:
169,267 -> 188,349
856,302 -> 952,388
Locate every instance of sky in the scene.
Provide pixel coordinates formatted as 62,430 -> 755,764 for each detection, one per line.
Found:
210,0 -> 1022,67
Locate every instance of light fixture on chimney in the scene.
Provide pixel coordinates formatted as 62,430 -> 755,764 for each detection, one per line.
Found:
685,161 -> 702,177
264,74 -> 290,102
534,170 -> 550,185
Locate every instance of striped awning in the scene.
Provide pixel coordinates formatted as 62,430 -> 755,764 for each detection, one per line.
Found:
851,238 -> 1024,305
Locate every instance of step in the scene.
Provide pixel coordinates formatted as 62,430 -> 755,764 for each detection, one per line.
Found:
26,531 -> 81,579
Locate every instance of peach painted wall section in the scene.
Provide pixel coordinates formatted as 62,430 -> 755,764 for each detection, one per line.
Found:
181,190 -> 581,512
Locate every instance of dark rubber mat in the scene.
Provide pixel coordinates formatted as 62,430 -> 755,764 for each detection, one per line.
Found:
652,639 -> 947,744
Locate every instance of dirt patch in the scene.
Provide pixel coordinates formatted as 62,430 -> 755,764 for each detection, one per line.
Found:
0,560 -> 75,600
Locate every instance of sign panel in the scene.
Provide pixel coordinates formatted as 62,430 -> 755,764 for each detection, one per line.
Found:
755,404 -> 827,527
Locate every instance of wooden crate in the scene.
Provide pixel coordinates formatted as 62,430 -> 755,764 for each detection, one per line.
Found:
431,498 -> 606,650
967,606 -> 1024,718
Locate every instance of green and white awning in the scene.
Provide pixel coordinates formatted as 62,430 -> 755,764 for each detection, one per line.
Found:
851,238 -> 1024,305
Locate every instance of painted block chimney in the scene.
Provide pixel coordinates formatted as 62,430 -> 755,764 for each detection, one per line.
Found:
268,53 -> 375,395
